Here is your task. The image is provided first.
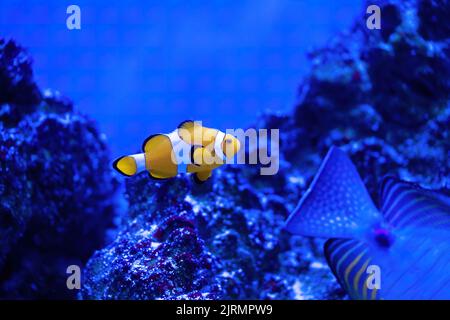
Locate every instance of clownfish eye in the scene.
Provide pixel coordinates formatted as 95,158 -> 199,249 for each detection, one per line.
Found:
225,139 -> 232,144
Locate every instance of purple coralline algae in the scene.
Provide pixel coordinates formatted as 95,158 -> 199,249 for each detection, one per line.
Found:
0,39 -> 118,299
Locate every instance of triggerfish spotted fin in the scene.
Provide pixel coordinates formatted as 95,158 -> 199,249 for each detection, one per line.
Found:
285,146 -> 383,239
285,146 -> 450,300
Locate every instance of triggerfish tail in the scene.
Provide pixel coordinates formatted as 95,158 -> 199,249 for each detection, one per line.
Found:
112,153 -> 147,177
285,146 -> 382,239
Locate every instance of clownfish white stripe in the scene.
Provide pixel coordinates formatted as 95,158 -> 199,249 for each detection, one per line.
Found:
129,153 -> 147,172
214,131 -> 226,160
165,130 -> 191,172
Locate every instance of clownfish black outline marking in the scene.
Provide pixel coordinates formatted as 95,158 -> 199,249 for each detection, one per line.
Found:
190,145 -> 202,167
112,121 -> 240,184
285,146 -> 450,300
141,134 -> 160,153
178,119 -> 195,129
112,156 -> 133,177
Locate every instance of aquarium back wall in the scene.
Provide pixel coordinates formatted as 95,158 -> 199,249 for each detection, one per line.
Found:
0,0 -> 361,155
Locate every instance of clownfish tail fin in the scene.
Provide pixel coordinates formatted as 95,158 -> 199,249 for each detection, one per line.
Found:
112,153 -> 147,177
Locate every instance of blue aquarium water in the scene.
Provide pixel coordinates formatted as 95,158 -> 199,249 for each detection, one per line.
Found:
0,0 -> 449,301
0,0 -> 362,155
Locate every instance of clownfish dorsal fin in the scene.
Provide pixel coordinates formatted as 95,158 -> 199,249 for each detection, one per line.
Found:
142,133 -> 163,153
177,120 -> 203,144
177,120 -> 196,130
285,146 -> 382,239
380,176 -> 450,229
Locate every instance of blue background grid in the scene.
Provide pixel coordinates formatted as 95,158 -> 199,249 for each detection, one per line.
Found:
0,0 -> 362,155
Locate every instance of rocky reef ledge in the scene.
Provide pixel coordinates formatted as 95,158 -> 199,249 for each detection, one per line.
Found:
0,39 -> 118,299
1,0 -> 449,299
81,0 -> 450,300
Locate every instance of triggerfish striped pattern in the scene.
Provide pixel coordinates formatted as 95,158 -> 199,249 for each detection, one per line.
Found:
285,146 -> 450,300
112,121 -> 240,183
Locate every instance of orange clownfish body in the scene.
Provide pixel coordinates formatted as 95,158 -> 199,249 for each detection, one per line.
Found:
112,121 -> 241,183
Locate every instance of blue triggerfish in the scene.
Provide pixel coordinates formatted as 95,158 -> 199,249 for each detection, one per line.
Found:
113,121 -> 240,183
285,146 -> 450,300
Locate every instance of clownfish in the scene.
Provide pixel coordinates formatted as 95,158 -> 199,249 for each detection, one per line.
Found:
112,121 -> 240,183
285,146 -> 450,300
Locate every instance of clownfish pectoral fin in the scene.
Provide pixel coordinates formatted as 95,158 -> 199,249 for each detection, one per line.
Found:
191,146 -> 214,166
285,146 -> 382,239
192,171 -> 212,184
113,154 -> 146,177
178,120 -> 202,144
